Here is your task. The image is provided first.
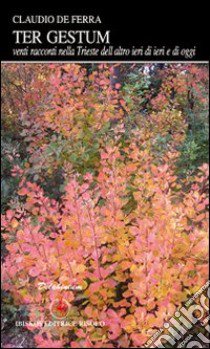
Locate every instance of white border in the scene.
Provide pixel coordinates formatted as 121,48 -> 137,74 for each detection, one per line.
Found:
1,61 -> 209,64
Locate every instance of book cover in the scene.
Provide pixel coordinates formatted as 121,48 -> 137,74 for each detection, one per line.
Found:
1,6 -> 209,348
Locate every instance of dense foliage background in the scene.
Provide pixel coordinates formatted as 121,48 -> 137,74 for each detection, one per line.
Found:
1,63 -> 209,348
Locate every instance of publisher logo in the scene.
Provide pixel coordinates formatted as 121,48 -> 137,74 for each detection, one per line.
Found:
50,298 -> 70,319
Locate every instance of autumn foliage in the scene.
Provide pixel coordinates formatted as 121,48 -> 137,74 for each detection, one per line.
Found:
1,63 -> 209,348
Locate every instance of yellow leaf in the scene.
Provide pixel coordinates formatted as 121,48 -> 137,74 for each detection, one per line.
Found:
11,219 -> 19,229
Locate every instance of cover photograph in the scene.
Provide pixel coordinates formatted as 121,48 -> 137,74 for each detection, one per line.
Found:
1,7 -> 209,349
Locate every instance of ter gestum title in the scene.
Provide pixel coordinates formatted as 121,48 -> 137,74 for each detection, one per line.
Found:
12,15 -> 110,45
